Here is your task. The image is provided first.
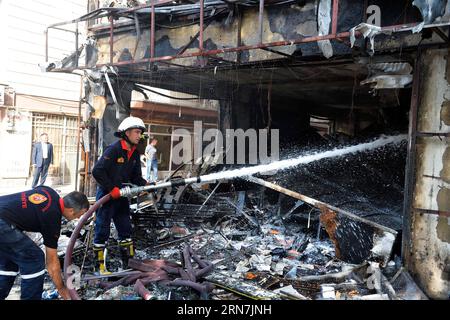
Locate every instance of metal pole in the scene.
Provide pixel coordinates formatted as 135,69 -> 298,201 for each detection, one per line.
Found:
84,151 -> 89,194
75,22 -> 79,67
75,78 -> 83,191
195,182 -> 222,216
62,116 -> 67,185
45,28 -> 49,63
109,16 -> 114,64
90,119 -> 99,196
332,0 -> 339,35
259,0 -> 264,44
199,0 -> 204,51
168,128 -> 174,173
151,0 -> 155,58
237,9 -> 242,64
133,13 -> 141,60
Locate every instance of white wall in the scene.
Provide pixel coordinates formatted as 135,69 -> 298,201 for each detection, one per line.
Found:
132,85 -> 220,111
0,0 -> 7,84
0,0 -> 87,101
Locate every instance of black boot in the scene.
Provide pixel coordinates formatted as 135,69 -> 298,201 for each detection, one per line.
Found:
118,239 -> 134,270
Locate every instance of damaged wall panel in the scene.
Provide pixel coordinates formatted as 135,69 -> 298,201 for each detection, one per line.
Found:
92,1 -> 365,66
87,0 -> 438,68
404,48 -> 450,300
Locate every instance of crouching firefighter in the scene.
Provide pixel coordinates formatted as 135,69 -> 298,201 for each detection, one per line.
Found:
92,116 -> 148,274
0,187 -> 89,300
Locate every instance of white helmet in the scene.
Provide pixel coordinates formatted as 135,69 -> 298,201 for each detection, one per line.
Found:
114,116 -> 146,138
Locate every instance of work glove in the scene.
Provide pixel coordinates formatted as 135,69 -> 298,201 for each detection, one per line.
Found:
110,187 -> 121,200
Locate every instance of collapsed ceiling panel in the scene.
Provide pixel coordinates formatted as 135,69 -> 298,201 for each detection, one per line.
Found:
413,0 -> 450,24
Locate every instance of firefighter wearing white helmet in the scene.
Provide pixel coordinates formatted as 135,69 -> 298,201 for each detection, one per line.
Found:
114,116 -> 146,145
91,116 -> 147,274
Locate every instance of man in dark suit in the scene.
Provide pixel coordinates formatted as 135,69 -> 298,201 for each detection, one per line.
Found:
31,133 -> 53,188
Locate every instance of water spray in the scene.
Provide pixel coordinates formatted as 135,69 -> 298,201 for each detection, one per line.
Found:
119,134 -> 407,198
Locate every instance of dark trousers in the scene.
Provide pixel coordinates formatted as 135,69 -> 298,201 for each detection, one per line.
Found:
93,188 -> 132,246
32,159 -> 51,188
0,219 -> 45,300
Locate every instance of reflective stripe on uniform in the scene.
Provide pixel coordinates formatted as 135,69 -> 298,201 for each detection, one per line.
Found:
0,271 -> 19,277
21,269 -> 45,279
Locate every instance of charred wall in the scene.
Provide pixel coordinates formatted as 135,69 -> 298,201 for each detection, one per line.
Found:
403,48 -> 450,300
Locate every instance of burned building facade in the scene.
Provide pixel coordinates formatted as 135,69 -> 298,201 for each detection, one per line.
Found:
46,0 -> 449,300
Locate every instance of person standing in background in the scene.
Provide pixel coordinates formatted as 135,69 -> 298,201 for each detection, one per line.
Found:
145,138 -> 158,183
31,133 -> 53,189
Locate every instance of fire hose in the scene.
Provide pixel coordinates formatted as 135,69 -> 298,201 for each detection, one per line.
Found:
63,176 -> 212,300
63,194 -> 111,300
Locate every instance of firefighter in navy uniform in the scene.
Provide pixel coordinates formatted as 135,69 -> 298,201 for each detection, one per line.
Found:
92,116 -> 147,274
0,186 -> 89,300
